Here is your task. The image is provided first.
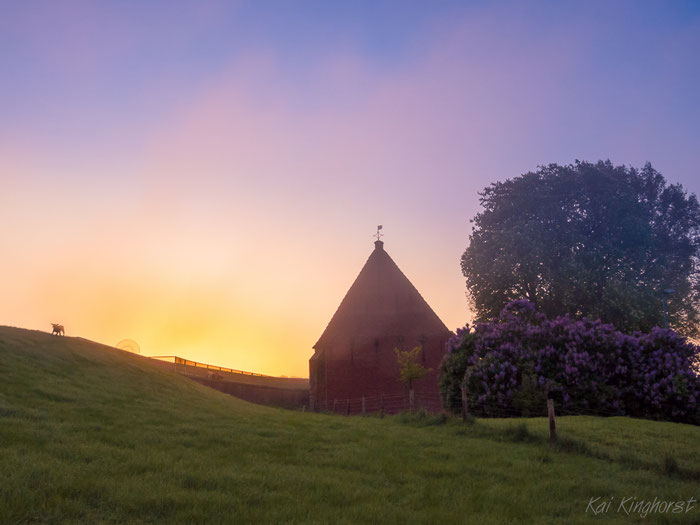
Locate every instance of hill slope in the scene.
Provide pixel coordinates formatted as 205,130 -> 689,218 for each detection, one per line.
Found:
1,326 -> 699,524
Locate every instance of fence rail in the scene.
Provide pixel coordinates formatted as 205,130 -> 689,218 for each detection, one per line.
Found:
150,355 -> 271,377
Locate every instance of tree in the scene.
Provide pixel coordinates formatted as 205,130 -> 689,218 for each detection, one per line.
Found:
461,160 -> 700,336
394,346 -> 430,390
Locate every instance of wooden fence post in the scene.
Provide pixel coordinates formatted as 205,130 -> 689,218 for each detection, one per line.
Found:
547,398 -> 557,442
461,385 -> 469,421
380,394 -> 385,418
362,396 -> 366,415
346,399 -> 350,415
409,389 -> 415,412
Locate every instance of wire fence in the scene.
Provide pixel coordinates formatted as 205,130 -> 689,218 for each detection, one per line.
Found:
315,390 -> 688,425
316,390 -> 694,444
317,391 -> 443,415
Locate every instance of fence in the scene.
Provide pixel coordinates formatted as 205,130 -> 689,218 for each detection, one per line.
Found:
150,355 -> 270,377
317,389 -> 559,440
455,396 -> 690,422
318,391 -> 444,416
315,389 -> 694,442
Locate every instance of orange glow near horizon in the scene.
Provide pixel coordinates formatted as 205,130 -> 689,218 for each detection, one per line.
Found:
1,168 -> 468,376
1,207 -> 467,377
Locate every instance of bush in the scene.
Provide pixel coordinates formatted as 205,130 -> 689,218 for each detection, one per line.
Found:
439,328 -> 475,413
440,300 -> 700,424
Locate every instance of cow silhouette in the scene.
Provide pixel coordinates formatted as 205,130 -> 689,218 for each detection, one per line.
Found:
51,323 -> 65,336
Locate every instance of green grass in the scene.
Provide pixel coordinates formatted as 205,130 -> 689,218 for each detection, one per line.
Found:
1,326 -> 699,524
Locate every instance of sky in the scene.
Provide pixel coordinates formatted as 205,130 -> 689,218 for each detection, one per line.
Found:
2,0 -> 699,377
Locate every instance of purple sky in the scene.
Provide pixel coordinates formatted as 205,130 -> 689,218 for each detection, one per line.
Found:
2,1 -> 699,376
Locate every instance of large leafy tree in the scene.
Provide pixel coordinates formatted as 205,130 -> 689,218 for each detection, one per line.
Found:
461,160 -> 700,336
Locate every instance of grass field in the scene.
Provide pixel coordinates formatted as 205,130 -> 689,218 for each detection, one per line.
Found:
1,326 -> 699,524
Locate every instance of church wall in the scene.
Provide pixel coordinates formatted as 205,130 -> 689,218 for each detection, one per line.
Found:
313,334 -> 448,414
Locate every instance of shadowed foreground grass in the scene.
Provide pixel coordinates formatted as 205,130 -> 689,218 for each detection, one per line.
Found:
1,326 -> 699,524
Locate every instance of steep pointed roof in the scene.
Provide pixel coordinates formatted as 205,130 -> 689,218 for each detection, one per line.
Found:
314,240 -> 450,350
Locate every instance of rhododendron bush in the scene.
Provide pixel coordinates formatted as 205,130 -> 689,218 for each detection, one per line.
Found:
440,300 -> 700,424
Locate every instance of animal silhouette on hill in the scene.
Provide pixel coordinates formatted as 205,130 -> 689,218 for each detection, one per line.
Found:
51,323 -> 65,336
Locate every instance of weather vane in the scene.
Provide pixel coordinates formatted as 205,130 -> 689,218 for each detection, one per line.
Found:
373,225 -> 383,241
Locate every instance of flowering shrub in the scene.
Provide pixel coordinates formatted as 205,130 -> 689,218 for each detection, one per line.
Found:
439,300 -> 700,424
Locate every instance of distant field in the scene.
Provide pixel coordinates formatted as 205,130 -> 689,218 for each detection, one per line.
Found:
1,326 -> 698,524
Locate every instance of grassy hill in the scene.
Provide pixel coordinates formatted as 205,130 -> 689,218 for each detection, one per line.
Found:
1,326 -> 699,524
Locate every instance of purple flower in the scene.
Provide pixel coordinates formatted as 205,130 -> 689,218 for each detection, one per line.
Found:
442,299 -> 700,423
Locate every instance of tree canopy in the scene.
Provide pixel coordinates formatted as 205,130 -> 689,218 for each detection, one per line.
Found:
461,160 -> 700,336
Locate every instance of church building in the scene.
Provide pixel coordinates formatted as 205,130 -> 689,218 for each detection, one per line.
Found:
309,238 -> 452,413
